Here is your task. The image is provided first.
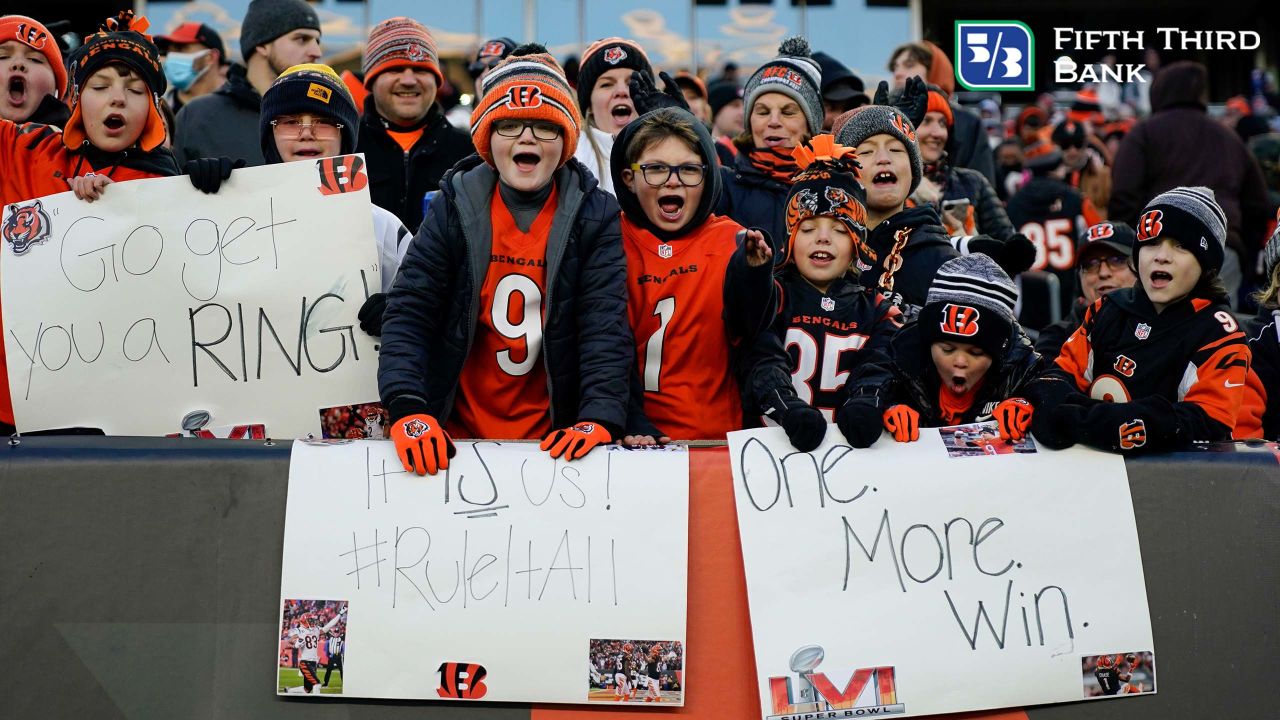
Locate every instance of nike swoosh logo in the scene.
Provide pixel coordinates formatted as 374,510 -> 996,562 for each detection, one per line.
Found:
1224,381 -> 1245,388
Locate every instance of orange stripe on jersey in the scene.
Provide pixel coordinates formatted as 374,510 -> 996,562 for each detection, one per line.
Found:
451,186 -> 558,439
624,214 -> 745,440
1184,342 -> 1251,431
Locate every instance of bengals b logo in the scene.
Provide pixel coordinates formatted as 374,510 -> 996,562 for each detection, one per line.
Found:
480,41 -> 507,58
1088,223 -> 1114,241
1118,419 -> 1147,450
16,22 -> 48,49
504,85 -> 543,110
1112,354 -> 1136,378
316,155 -> 368,196
1136,210 -> 1163,241
438,662 -> 488,699
891,112 -> 917,142
939,303 -> 980,337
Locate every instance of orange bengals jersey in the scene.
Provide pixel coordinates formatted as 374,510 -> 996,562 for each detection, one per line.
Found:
0,119 -> 176,426
449,186 -> 558,439
623,214 -> 744,440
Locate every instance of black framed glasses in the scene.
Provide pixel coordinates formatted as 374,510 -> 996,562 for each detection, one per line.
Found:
494,119 -> 562,140
1080,254 -> 1129,274
630,162 -> 706,187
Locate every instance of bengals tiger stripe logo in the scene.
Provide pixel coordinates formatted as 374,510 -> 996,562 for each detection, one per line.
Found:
891,112 -> 917,143
437,662 -> 488,699
316,155 -> 368,196
1087,223 -> 1115,241
15,22 -> 48,49
939,303 -> 980,337
503,85 -> 543,110
1118,419 -> 1147,450
1136,210 -> 1163,241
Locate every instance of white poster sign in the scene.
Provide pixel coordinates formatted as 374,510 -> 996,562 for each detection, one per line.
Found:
0,155 -> 380,436
728,426 -> 1156,718
278,440 -> 689,705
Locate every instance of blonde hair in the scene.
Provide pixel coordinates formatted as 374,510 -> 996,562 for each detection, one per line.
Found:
1254,262 -> 1280,310
584,110 -> 610,174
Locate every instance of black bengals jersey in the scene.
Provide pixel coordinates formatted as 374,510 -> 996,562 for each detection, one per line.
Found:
1094,666 -> 1121,695
1051,287 -> 1250,438
748,270 -> 902,421
1006,176 -> 1086,324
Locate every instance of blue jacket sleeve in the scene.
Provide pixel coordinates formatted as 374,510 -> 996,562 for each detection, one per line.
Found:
571,194 -> 632,434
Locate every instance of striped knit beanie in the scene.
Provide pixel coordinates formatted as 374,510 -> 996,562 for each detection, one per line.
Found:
743,37 -> 824,137
576,37 -> 652,118
833,104 -> 923,194
1134,186 -> 1227,274
920,254 -> 1018,356
1263,210 -> 1280,280
260,64 -> 358,164
471,44 -> 581,168
363,17 -> 442,88
785,135 -> 868,265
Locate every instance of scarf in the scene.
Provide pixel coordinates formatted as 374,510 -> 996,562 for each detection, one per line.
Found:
747,146 -> 800,183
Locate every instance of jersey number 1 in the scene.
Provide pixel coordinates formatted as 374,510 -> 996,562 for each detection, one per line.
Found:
644,297 -> 676,392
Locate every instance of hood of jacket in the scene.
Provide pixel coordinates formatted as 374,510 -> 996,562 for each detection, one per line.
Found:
1150,61 -> 1208,113
608,107 -> 722,242
216,63 -> 261,111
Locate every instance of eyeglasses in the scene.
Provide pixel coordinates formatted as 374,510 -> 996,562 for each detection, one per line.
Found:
1080,254 -> 1129,274
270,115 -> 343,139
630,162 -> 706,187
493,119 -> 563,140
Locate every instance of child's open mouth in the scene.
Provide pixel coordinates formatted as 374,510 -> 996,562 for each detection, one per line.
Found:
1149,270 -> 1172,289
513,151 -> 542,172
808,250 -> 835,267
948,374 -> 970,393
102,114 -> 126,132
292,146 -> 322,157
872,171 -> 898,187
7,75 -> 26,106
657,193 -> 684,222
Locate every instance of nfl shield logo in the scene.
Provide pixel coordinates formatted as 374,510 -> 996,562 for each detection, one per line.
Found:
1135,323 -> 1152,340
820,296 -> 835,312
658,243 -> 673,259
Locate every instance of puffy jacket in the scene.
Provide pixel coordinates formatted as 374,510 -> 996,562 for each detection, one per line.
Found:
859,204 -> 959,321
378,155 -> 632,434
173,64 -> 263,166
715,147 -> 790,259
844,319 -> 1045,426
357,98 -> 474,232
949,105 -> 996,186
936,164 -> 1014,240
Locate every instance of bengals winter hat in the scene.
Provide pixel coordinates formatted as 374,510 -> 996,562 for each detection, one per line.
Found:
1076,221 -> 1135,266
65,11 -> 167,152
363,17 -> 442,88
469,36 -> 516,79
576,37 -> 652,119
239,0 -> 320,62
260,63 -> 358,164
920,253 -> 1018,356
784,135 -> 869,264
0,15 -> 66,96
833,104 -> 923,195
1134,186 -> 1228,274
743,36 -> 824,137
470,44 -> 581,168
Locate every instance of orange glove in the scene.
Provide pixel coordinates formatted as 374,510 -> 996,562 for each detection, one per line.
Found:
540,421 -> 612,461
882,404 -> 920,443
994,397 -> 1034,442
390,413 -> 456,476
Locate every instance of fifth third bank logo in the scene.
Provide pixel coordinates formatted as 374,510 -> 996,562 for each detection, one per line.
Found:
955,20 -> 1035,91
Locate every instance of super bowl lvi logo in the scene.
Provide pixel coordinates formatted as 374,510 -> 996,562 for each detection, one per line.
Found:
766,645 -> 904,719
3,198 -> 53,256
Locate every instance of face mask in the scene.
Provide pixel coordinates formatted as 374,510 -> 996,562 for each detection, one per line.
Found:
164,50 -> 211,91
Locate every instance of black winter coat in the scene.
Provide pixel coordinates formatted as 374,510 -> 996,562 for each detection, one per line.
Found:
715,148 -> 789,260
949,105 -> 996,186
859,205 -> 959,321
378,156 -> 632,434
937,164 -> 1015,240
843,320 -> 1045,426
358,98 -> 475,232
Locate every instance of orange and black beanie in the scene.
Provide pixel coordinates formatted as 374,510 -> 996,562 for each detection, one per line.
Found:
784,135 -> 869,264
0,15 -> 66,97
64,10 -> 167,152
470,44 -> 581,168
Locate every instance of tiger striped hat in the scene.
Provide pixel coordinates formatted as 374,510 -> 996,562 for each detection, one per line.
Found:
470,44 -> 581,168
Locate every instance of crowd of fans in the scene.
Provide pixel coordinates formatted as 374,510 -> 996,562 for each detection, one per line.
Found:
2,0 -> 1278,467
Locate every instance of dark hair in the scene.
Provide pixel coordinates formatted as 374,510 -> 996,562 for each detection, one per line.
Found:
1192,269 -> 1231,304
888,43 -> 932,73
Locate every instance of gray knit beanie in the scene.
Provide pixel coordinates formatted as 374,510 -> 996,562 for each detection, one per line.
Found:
743,37 -> 824,137
1135,186 -> 1228,274
834,104 -> 923,195
920,254 -> 1018,356
239,0 -> 321,62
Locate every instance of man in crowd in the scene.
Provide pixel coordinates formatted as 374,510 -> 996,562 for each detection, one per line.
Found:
155,22 -> 229,114
173,0 -> 321,165
1035,222 -> 1138,361
358,17 -> 473,231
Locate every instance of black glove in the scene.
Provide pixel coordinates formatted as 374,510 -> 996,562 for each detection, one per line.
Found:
761,389 -> 827,452
998,233 -> 1037,277
1034,401 -> 1086,450
835,399 -> 885,449
872,75 -> 928,129
629,70 -> 690,116
358,293 -> 387,336
184,157 -> 244,194
1079,396 -> 1181,453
